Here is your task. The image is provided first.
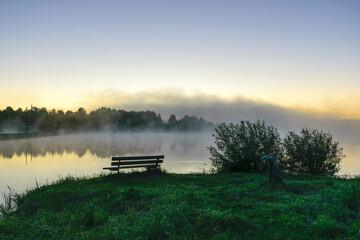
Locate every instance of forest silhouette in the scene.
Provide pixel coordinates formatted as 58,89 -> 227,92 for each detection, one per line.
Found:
0,106 -> 214,134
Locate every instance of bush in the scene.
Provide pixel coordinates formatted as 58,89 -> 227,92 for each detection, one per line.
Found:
282,128 -> 344,176
208,120 -> 283,173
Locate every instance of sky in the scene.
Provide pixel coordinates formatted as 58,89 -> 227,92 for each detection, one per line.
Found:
1,0 -> 360,122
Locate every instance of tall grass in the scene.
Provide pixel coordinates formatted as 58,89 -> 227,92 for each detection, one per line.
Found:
0,186 -> 16,217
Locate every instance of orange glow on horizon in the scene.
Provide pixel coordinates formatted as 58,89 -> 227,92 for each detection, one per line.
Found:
1,88 -> 360,119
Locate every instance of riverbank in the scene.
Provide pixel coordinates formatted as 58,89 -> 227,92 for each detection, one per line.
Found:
1,171 -> 359,239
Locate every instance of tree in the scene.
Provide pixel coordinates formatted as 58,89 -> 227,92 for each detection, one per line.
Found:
168,114 -> 178,130
282,128 -> 344,176
208,120 -> 283,173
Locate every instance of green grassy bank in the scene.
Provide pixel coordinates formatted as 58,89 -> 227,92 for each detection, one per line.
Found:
1,171 -> 359,239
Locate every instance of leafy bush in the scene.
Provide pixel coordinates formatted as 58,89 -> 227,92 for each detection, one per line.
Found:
208,120 -> 283,172
282,128 -> 344,176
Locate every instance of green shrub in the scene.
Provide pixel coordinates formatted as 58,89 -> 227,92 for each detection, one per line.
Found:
208,120 -> 283,173
282,128 -> 344,176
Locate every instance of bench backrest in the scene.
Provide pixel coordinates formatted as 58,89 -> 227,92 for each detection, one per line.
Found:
111,155 -> 164,168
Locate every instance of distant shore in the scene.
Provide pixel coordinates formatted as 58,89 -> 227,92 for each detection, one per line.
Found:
0,129 -> 214,141
0,132 -> 57,141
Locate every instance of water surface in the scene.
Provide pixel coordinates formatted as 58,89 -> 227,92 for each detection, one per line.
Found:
0,132 -> 213,200
0,132 -> 359,204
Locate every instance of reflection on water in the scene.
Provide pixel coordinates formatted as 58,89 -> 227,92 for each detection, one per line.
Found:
0,132 -> 213,202
0,132 -> 359,204
339,142 -> 360,176
0,134 -> 164,159
0,133 -> 210,160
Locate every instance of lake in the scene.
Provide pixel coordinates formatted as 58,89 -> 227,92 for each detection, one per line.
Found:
0,132 -> 212,202
1,132 -> 359,203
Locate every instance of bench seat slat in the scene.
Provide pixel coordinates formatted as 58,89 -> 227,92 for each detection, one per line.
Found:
111,155 -> 164,161
103,164 -> 159,170
111,160 -> 163,166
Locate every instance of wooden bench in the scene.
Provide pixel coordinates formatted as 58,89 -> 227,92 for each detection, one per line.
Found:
103,155 -> 164,173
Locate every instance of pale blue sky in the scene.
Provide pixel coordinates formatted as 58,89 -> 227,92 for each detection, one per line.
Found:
1,0 -> 359,117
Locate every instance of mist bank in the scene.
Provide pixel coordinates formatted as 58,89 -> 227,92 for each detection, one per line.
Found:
150,102 -> 360,140
3,89 -> 360,139
85,89 -> 360,139
0,132 -> 211,159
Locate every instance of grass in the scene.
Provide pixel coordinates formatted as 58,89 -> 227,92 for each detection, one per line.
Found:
0,170 -> 359,239
0,187 -> 15,217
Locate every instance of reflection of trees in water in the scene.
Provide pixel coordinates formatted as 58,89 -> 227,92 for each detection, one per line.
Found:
179,139 -> 199,151
169,140 -> 177,151
0,133 -> 202,159
167,133 -> 206,152
86,135 -> 162,158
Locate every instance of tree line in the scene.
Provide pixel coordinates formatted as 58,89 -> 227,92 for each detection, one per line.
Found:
0,106 -> 214,133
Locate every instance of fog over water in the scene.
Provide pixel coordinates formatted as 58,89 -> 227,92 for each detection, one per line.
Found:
1,130 -> 359,202
0,132 -> 213,203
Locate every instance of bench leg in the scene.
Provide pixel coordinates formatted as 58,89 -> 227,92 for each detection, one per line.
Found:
155,158 -> 159,169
